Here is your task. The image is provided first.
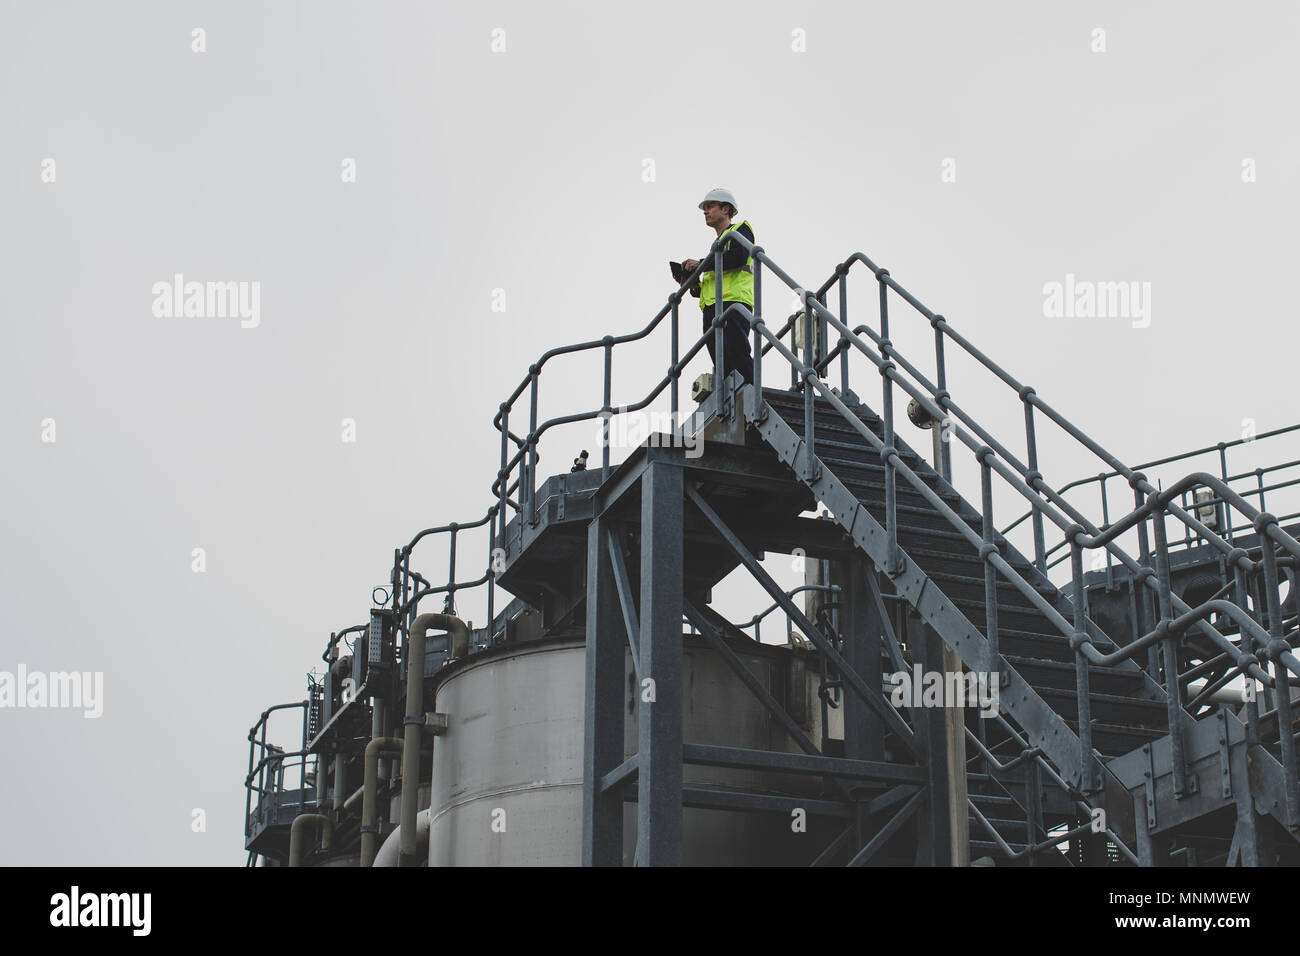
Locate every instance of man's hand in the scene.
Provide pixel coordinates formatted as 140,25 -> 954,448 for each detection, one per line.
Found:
682,259 -> 700,272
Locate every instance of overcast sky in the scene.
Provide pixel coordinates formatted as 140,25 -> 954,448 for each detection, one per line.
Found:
2,1 -> 1297,865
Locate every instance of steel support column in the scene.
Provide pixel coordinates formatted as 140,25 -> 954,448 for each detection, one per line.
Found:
637,461 -> 684,865
839,556 -> 884,763
912,613 -> 953,866
582,508 -> 625,866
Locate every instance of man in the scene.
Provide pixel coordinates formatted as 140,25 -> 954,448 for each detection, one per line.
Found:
681,187 -> 755,386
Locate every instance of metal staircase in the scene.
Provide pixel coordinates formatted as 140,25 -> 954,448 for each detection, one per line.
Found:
709,240 -> 1300,865
252,223 -> 1300,867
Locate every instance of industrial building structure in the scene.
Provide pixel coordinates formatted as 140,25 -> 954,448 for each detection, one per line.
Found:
244,236 -> 1300,866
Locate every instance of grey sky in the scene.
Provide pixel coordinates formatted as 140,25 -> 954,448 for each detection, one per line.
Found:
1,1 -> 1297,865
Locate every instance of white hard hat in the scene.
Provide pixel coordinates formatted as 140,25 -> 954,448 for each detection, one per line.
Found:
698,187 -> 738,212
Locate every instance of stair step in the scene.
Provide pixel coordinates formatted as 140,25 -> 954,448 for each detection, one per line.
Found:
1034,687 -> 1170,730
1062,718 -> 1165,757
925,569 -> 1060,608
893,544 -> 1034,581
1003,655 -> 1150,697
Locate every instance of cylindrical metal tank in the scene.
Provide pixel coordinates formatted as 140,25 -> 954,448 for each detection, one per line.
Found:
427,634 -> 836,865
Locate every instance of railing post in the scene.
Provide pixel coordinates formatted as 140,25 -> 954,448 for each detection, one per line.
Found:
878,271 -> 899,573
447,523 -> 459,615
1099,477 -> 1114,589
713,248 -> 725,416
670,300 -> 680,424
497,405 -> 509,550
1150,506 -> 1189,797
1022,389 -> 1047,574
802,292 -> 818,483
1258,523 -> 1299,825
1234,560 -> 1260,747
752,257 -> 764,405
1070,537 -> 1097,795
932,316 -> 952,483
527,366 -> 539,527
1132,479 -> 1161,683
1219,444 -> 1234,545
602,336 -> 613,480
838,273 -> 849,396
980,453 -> 1002,681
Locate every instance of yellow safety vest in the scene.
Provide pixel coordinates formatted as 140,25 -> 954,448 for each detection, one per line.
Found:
699,220 -> 754,309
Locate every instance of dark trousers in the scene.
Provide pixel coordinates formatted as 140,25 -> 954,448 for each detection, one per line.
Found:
701,301 -> 755,386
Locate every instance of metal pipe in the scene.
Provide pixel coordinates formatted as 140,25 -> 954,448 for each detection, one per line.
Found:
333,753 -> 347,812
374,808 -> 431,867
360,736 -> 403,867
289,813 -> 333,868
399,613 -> 467,866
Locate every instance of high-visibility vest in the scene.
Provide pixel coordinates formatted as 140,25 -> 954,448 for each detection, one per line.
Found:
699,220 -> 754,308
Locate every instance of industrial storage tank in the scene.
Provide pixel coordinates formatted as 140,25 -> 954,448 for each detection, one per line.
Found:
427,634 -> 838,865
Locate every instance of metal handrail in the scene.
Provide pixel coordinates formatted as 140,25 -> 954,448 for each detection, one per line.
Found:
354,228 -> 1299,841
383,234 -> 763,659
244,701 -> 312,840
1001,424 -> 1300,538
744,240 -> 1300,822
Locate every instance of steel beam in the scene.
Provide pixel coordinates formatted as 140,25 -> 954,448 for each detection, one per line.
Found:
637,461 -> 684,865
684,482 -> 919,754
582,508 -> 625,866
